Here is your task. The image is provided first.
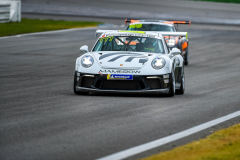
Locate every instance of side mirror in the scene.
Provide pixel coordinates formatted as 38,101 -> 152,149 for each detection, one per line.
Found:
80,45 -> 89,53
170,48 -> 181,57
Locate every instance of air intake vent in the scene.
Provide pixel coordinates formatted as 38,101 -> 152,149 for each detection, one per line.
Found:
99,80 -> 143,90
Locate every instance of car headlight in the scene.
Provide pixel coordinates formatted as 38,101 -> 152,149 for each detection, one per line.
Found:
151,57 -> 166,70
81,55 -> 94,68
167,39 -> 175,47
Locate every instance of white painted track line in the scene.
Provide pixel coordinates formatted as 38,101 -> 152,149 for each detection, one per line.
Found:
0,27 -> 98,40
0,24 -> 125,40
97,110 -> 240,160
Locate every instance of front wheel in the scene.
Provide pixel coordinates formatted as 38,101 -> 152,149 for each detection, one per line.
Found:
176,67 -> 185,95
184,49 -> 189,65
73,72 -> 89,95
167,71 -> 175,97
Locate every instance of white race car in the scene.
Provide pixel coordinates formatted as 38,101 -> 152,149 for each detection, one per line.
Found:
125,19 -> 191,65
74,30 -> 187,97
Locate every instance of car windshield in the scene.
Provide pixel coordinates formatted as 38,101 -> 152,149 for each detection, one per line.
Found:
93,35 -> 165,54
127,24 -> 174,32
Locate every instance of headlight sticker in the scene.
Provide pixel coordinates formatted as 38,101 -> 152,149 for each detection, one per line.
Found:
151,57 -> 166,70
81,55 -> 94,68
167,39 -> 175,46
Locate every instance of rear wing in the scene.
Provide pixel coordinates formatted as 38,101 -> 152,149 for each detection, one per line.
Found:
157,32 -> 188,39
96,30 -> 188,39
125,19 -> 191,27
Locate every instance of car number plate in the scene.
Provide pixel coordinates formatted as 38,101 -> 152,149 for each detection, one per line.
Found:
107,74 -> 133,80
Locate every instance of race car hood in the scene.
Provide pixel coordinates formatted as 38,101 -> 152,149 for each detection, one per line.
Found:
91,51 -> 156,69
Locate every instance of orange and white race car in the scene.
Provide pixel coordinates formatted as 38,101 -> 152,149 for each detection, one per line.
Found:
125,19 -> 191,65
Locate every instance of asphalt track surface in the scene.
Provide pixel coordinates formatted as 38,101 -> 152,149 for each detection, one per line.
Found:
21,0 -> 240,24
1,22 -> 240,160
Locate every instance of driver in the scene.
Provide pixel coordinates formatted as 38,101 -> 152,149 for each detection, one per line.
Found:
143,41 -> 155,52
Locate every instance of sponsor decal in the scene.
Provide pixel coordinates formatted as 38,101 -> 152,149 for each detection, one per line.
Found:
99,70 -> 141,74
107,74 -> 133,80
99,53 -> 148,63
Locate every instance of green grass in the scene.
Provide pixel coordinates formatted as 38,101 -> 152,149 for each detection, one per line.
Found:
194,0 -> 240,3
141,123 -> 240,160
0,18 -> 101,37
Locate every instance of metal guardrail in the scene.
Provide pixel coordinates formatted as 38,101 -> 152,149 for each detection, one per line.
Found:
0,4 -> 11,23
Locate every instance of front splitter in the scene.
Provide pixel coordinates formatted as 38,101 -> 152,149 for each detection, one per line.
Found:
76,87 -> 169,94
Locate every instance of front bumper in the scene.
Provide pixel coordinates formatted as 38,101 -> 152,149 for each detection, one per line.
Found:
75,72 -> 170,94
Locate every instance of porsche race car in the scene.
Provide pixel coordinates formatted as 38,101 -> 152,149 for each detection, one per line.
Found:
74,30 -> 187,97
125,19 -> 191,65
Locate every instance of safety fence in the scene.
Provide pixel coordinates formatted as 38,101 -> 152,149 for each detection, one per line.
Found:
0,0 -> 21,23
0,4 -> 10,23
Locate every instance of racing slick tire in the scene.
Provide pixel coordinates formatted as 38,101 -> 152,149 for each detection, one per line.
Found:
167,71 -> 175,97
184,47 -> 189,65
176,67 -> 185,95
73,73 -> 89,95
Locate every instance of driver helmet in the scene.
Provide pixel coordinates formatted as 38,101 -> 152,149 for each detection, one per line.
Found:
144,41 -> 154,50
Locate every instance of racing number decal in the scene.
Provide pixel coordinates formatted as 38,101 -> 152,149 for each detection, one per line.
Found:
99,36 -> 114,42
129,24 -> 143,29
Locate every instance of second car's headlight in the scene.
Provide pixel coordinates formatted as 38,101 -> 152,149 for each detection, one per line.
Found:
81,55 -> 94,68
167,39 -> 175,47
151,57 -> 165,70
